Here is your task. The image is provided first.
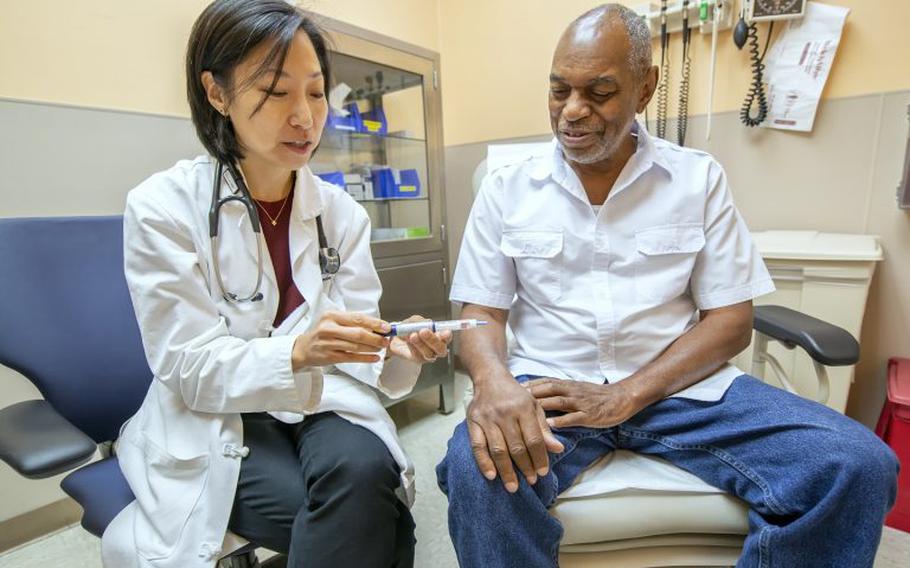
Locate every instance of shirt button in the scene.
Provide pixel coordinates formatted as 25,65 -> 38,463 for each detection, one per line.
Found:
199,543 -> 222,560
222,444 -> 250,458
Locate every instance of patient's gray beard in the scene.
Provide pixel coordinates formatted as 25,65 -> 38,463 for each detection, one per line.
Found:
560,135 -> 615,165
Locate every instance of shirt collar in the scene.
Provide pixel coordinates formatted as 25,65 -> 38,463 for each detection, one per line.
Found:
291,166 -> 324,222
528,121 -> 674,184
217,161 -> 323,225
636,122 -> 675,179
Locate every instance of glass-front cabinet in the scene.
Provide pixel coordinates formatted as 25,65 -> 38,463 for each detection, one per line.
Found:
312,23 -> 445,258
317,18 -> 455,412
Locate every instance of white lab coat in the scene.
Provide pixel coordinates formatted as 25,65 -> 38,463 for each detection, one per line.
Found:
102,156 -> 422,568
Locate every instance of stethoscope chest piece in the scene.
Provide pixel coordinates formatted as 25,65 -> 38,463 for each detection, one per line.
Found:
320,246 -> 341,280
314,215 -> 340,280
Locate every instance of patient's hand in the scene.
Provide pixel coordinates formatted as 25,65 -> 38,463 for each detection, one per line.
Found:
524,378 -> 641,429
467,376 -> 565,494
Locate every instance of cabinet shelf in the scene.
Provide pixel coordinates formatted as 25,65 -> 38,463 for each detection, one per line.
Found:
318,128 -> 426,152
357,196 -> 428,203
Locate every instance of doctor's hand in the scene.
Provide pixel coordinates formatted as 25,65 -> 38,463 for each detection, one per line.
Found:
386,315 -> 452,364
467,374 -> 565,494
524,378 -> 642,429
292,311 -> 391,369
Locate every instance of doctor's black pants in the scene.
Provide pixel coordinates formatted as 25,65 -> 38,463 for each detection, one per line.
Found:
228,412 -> 415,568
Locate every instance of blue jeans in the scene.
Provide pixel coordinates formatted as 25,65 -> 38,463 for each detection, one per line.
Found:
436,375 -> 899,568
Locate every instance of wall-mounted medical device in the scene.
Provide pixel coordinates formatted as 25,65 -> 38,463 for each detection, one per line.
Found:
747,0 -> 806,23
734,1 -> 806,128
636,1 -> 811,137
635,0 -> 734,35
635,1 -> 736,145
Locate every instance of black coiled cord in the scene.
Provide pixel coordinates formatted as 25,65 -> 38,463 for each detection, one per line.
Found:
740,22 -> 774,128
677,54 -> 691,143
657,50 -> 670,138
677,2 -> 692,146
656,0 -> 669,139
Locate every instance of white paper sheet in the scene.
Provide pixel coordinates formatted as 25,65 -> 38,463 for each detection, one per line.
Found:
328,82 -> 352,115
762,2 -> 850,132
560,450 -> 724,499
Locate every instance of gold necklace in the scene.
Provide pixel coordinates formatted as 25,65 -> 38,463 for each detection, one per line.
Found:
253,192 -> 291,226
236,165 -> 294,227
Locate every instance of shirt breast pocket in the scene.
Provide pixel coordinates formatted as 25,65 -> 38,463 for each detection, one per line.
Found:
500,229 -> 564,304
633,224 -> 705,304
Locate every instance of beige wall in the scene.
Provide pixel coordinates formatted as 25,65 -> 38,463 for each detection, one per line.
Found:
438,0 -> 910,146
10,0 -> 904,146
849,91 -> 910,429
0,0 -> 439,117
4,0 -> 906,145
0,0 -> 442,528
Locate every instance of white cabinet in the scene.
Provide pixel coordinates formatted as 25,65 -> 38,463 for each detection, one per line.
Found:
734,231 -> 882,412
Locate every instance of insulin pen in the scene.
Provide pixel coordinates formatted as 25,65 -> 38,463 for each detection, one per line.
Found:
382,319 -> 488,337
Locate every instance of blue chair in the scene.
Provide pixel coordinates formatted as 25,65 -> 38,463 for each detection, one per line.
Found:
0,216 -> 273,567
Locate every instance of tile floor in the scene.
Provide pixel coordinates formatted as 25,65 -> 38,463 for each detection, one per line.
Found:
2,374 -> 907,568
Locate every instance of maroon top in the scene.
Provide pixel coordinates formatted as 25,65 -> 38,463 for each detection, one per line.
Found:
255,187 -> 305,326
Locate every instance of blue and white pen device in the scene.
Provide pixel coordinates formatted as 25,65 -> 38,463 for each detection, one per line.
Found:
383,319 -> 488,337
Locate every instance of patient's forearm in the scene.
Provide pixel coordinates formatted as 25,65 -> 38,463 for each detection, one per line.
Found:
622,301 -> 753,408
458,304 -> 512,387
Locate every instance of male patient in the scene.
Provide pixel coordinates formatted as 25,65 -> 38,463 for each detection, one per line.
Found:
437,4 -> 898,567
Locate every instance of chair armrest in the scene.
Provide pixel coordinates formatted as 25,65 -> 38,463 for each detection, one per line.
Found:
0,400 -> 97,479
752,305 -> 859,367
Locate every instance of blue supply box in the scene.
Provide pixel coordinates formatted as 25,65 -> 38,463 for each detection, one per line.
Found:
360,107 -> 388,136
371,168 -> 396,199
315,171 -> 345,189
317,168 -> 422,201
371,168 -> 423,199
394,169 -> 421,198
326,102 -> 362,132
326,103 -> 388,136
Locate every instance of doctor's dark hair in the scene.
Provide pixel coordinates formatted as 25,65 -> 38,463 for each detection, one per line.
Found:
186,0 -> 332,165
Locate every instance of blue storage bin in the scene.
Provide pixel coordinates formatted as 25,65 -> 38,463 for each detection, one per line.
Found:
315,171 -> 345,188
371,168 -> 396,199
360,107 -> 388,136
327,102 -> 362,132
393,169 -> 422,198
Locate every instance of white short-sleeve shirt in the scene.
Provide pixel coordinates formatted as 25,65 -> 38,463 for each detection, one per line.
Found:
451,125 -> 775,401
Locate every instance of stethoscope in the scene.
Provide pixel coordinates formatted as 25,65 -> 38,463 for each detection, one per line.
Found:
209,161 -> 341,303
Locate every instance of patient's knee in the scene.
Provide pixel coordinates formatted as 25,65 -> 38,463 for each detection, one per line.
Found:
436,421 -> 489,495
841,436 -> 899,503
812,425 -> 900,512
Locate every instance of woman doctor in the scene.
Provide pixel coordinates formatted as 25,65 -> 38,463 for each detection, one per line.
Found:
103,1 -> 451,567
